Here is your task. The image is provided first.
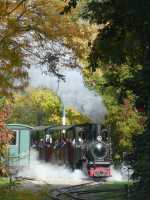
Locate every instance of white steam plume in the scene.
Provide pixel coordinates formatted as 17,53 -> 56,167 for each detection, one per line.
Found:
29,67 -> 107,123
107,165 -> 133,182
17,150 -> 86,185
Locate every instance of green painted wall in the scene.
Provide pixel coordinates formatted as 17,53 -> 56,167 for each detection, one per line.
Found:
20,130 -> 30,155
7,124 -> 32,158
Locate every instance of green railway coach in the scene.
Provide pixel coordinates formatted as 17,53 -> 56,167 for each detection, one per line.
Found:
7,124 -> 33,167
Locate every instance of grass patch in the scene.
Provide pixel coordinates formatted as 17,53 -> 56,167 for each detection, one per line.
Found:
0,177 -> 10,186
0,185 -> 50,200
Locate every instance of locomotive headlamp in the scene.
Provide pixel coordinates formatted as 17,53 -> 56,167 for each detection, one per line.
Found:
91,142 -> 107,159
96,143 -> 103,150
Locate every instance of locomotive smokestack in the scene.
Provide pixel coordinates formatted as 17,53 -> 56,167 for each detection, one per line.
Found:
97,124 -> 101,136
62,105 -> 66,133
62,106 -> 66,126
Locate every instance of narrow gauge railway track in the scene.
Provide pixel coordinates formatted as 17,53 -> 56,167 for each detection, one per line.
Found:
15,176 -> 101,200
13,176 -> 127,200
14,176 -> 50,184
49,181 -> 104,200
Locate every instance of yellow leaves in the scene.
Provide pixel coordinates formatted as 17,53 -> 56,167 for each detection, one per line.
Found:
0,0 -> 96,97
49,113 -> 61,124
32,0 -> 93,58
9,88 -> 61,126
66,106 -> 90,124
9,88 -> 91,126
27,88 -> 61,111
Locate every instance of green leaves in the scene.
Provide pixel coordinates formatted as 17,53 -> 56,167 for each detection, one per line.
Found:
66,107 -> 90,124
84,68 -> 145,162
81,0 -> 150,197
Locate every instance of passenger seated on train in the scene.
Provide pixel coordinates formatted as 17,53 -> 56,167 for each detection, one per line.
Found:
59,138 -> 66,148
38,138 -> 44,148
45,134 -> 53,144
54,139 -> 59,149
45,139 -> 51,148
72,132 -> 84,146
54,138 -> 66,149
32,140 -> 38,148
61,135 -> 67,147
38,139 -> 45,160
72,138 -> 76,145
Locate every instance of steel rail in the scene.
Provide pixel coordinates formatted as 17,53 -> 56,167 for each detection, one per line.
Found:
49,180 -> 104,200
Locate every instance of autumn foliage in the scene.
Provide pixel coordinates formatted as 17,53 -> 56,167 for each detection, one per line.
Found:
0,102 -> 12,176
0,106 -> 12,144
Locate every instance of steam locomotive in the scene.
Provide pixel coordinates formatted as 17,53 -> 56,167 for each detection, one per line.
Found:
37,123 -> 112,177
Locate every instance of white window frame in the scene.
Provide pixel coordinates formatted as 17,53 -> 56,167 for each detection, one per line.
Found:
10,130 -> 19,147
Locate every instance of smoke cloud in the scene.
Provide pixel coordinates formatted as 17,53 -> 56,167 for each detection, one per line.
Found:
17,150 -> 86,185
29,67 -> 107,123
107,165 -> 133,182
25,35 -> 107,122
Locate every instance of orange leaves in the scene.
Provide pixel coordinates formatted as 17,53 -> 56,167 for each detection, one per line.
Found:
0,105 -> 12,144
0,101 -> 12,176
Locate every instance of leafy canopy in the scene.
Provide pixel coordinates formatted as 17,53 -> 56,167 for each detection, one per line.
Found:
0,0 -> 91,97
80,0 -> 150,198
84,68 -> 144,161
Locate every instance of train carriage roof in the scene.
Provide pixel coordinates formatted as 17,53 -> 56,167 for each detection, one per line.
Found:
44,123 -> 98,134
32,123 -> 99,134
32,125 -> 50,131
31,125 -> 75,133
45,125 -> 74,132
7,123 -> 33,130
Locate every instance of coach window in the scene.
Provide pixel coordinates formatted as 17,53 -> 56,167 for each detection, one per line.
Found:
10,131 -> 17,145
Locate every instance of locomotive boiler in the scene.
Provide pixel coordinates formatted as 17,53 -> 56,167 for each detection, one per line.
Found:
37,123 -> 112,178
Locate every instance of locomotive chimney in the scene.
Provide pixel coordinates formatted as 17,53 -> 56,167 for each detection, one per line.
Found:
97,124 -> 101,136
62,105 -> 66,133
62,106 -> 66,125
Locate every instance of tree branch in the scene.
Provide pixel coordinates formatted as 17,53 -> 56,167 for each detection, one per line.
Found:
7,0 -> 27,16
